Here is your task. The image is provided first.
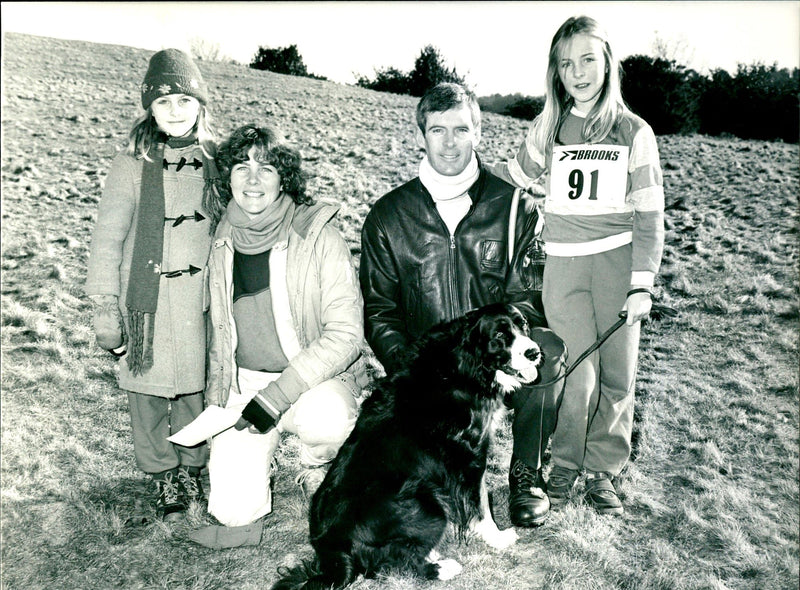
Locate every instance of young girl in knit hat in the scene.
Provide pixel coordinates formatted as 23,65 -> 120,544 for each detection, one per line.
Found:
493,16 -> 664,516
85,48 -> 223,520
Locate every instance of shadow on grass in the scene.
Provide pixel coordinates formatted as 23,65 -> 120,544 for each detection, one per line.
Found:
83,476 -> 163,530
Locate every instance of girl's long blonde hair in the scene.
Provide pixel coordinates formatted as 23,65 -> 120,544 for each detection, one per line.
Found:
531,15 -> 629,159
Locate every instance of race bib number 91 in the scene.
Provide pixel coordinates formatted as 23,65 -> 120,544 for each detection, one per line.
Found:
549,144 -> 630,215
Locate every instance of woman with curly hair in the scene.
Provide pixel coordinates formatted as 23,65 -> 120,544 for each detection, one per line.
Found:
188,124 -> 367,548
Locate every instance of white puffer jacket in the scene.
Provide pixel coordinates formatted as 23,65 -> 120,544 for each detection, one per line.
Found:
204,200 -> 367,411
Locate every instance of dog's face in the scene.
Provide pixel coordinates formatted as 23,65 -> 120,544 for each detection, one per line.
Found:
465,304 -> 544,393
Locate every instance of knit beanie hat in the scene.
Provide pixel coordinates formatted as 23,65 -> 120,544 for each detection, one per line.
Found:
141,49 -> 208,110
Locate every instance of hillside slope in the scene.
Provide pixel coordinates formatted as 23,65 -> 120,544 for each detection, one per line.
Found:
2,33 -> 798,590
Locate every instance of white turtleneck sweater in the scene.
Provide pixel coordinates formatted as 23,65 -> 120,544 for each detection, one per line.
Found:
419,152 -> 480,236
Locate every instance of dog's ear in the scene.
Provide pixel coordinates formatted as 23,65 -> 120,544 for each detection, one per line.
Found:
479,316 -> 516,368
505,304 -> 530,335
457,313 -> 496,376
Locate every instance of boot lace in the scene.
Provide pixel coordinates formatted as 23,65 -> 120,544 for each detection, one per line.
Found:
157,471 -> 181,506
511,460 -> 545,497
177,467 -> 202,501
294,465 -> 327,499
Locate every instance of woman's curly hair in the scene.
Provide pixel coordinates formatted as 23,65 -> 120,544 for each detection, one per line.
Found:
215,124 -> 312,208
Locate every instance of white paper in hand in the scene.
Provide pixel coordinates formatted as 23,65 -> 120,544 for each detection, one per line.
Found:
168,405 -> 242,446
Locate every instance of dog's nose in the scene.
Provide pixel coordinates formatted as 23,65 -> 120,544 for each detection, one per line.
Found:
524,347 -> 541,362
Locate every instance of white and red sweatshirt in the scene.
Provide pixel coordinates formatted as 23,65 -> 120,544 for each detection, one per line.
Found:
495,107 -> 664,288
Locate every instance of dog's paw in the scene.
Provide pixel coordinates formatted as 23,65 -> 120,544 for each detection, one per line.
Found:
435,558 -> 463,580
472,518 -> 519,549
426,549 -> 442,563
494,369 -> 522,393
481,525 -> 518,550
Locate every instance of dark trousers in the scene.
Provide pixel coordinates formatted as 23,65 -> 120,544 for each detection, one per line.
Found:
507,327 -> 567,470
127,390 -> 208,474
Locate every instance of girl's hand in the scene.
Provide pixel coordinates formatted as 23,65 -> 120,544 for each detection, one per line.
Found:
90,294 -> 126,352
622,291 -> 652,326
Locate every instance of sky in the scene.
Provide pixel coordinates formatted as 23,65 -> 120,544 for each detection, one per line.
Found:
2,1 -> 798,97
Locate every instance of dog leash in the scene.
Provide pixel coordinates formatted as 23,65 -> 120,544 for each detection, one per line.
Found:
530,303 -> 677,389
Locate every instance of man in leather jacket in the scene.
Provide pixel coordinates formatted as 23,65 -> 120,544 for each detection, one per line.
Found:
359,83 -> 565,528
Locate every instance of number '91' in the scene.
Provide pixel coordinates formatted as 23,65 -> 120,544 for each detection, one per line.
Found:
568,169 -> 599,200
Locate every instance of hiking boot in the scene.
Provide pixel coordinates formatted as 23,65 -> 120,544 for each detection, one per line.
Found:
508,456 -> 549,527
154,469 -> 185,520
584,472 -> 624,516
177,466 -> 205,504
547,465 -> 580,507
294,465 -> 328,500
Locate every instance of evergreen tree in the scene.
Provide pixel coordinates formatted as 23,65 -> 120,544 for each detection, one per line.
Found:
408,45 -> 466,97
251,44 -> 309,76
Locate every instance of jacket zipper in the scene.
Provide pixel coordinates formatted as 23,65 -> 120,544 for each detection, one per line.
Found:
220,240 -> 239,397
448,234 -> 458,319
426,182 -> 476,322
447,199 -> 475,320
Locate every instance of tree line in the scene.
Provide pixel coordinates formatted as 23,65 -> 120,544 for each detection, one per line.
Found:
619,57 -> 798,143
246,43 -> 798,143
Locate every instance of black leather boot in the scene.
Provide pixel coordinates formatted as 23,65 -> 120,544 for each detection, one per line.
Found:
508,456 -> 549,527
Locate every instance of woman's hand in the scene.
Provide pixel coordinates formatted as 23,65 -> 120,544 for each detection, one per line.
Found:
234,393 -> 279,433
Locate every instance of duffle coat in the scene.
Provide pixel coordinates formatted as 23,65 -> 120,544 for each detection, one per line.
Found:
85,144 -> 213,397
205,201 -> 367,411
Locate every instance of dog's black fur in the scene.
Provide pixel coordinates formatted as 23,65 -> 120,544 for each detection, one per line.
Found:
272,303 -> 543,590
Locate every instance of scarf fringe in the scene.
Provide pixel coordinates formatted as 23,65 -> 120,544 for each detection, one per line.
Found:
126,309 -> 155,376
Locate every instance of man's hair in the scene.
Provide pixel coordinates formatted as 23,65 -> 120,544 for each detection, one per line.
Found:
215,124 -> 312,207
415,83 -> 481,133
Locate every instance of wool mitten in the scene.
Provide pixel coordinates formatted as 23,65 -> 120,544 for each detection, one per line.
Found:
235,391 -> 280,433
90,294 -> 127,355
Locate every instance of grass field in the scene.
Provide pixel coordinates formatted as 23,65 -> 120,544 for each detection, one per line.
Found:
1,33 -> 798,590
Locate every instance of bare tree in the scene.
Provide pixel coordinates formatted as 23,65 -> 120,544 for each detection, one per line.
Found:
651,32 -> 696,68
189,37 -> 225,62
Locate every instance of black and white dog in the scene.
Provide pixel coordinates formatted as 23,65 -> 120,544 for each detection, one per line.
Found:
272,303 -> 544,590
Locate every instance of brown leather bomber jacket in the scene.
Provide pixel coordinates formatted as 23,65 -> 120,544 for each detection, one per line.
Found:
359,165 -> 546,375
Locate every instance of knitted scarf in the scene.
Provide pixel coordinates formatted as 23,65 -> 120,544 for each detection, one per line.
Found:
125,133 -> 216,376
227,194 -> 295,256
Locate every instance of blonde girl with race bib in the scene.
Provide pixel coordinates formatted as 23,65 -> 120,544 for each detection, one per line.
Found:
493,15 -> 664,515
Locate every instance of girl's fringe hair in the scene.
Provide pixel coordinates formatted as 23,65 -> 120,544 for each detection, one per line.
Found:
532,15 -> 630,160
125,106 -> 226,233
